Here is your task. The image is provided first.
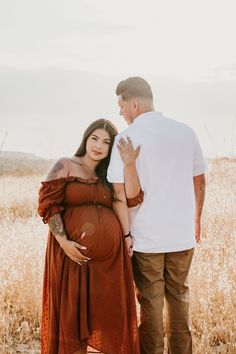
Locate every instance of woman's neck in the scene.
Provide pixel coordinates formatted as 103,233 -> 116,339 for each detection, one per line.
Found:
77,155 -> 99,174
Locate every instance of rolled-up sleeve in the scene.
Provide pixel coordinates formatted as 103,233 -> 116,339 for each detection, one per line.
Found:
126,189 -> 144,208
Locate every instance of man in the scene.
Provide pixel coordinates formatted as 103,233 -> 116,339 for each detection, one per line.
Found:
107,77 -> 207,354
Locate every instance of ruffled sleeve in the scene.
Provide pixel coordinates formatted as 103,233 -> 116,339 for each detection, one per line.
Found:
126,189 -> 144,208
38,178 -> 66,224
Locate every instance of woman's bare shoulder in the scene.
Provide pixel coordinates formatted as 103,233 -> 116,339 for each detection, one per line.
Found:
45,157 -> 71,181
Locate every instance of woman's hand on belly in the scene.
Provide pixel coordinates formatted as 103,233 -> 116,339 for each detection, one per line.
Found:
60,232 -> 91,264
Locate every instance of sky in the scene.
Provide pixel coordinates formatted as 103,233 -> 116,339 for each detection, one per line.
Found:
0,0 -> 236,158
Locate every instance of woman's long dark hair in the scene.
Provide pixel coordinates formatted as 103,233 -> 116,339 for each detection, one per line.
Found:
74,119 -> 118,179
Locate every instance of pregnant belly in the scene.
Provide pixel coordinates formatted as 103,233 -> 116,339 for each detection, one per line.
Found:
62,205 -> 122,260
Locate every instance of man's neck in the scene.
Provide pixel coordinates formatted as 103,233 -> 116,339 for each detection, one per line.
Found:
133,107 -> 155,121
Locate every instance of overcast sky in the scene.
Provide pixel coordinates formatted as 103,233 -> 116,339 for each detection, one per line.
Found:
1,0 -> 236,158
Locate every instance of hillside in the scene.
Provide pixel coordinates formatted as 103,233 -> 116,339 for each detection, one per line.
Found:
0,151 -> 54,176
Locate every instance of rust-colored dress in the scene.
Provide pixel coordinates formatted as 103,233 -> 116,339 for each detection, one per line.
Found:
38,176 -> 141,354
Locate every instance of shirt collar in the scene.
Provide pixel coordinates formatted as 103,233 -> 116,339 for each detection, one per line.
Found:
132,111 -> 163,124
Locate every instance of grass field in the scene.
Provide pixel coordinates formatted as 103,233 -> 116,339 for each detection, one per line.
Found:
0,158 -> 235,353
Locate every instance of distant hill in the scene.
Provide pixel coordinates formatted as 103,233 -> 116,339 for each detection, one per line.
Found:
0,151 -> 45,160
0,151 -> 54,176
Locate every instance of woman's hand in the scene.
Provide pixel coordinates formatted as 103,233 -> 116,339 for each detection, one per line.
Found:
117,137 -> 140,166
125,236 -> 134,258
59,232 -> 91,264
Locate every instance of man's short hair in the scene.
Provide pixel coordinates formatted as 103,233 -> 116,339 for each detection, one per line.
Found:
116,76 -> 153,101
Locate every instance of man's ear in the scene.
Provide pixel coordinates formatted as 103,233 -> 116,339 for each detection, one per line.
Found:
133,99 -> 139,112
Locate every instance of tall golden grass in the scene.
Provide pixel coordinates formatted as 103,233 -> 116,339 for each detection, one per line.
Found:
0,158 -> 235,353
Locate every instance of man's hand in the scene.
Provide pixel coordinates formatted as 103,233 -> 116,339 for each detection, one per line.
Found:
195,219 -> 201,243
125,236 -> 134,257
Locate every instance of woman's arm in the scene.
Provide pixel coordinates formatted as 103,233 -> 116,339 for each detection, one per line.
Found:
112,183 -> 134,257
112,137 -> 142,257
48,213 -> 89,264
112,183 -> 130,235
44,158 -> 90,263
117,137 -> 141,198
45,157 -> 69,181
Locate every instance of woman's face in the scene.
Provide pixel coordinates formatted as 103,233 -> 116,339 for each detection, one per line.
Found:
86,128 -> 111,161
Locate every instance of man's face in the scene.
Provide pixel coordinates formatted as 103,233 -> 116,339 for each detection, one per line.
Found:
118,95 -> 136,125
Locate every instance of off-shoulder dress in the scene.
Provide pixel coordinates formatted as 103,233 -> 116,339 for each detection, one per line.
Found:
38,176 -> 143,354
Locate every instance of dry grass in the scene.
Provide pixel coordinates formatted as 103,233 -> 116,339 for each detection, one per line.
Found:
189,158 -> 236,354
0,159 -> 236,353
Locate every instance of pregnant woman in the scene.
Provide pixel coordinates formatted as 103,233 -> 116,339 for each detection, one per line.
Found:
38,119 -> 142,354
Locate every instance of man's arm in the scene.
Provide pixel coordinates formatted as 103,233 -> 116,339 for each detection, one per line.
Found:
193,174 -> 206,242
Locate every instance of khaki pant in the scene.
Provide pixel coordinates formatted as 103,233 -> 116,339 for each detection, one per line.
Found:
132,248 -> 194,354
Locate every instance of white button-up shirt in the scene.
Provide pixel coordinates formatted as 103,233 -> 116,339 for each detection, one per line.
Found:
107,111 -> 207,253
